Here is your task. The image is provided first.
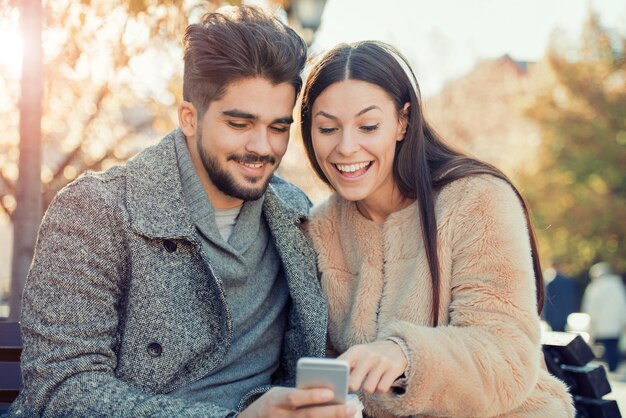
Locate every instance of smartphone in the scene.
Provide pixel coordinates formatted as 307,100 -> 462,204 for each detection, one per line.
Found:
296,357 -> 349,404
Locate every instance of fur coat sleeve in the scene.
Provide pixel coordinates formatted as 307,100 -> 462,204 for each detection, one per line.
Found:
308,175 -> 574,418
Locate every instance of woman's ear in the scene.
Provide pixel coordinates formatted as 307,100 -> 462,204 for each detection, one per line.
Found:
397,102 -> 410,142
178,101 -> 197,138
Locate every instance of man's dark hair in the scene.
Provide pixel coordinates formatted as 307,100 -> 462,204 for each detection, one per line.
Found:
183,6 -> 307,116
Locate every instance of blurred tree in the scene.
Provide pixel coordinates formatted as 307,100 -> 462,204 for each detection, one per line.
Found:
1,0 -> 311,317
521,12 -> 626,274
0,0 -> 303,217
0,0 -> 251,215
1,0 -> 230,318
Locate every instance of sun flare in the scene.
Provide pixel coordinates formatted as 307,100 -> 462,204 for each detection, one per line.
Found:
0,19 -> 23,77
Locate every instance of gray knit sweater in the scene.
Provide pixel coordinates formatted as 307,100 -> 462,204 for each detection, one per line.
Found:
170,134 -> 289,409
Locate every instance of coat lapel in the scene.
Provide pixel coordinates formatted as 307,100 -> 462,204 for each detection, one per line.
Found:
124,129 -> 196,241
263,185 -> 327,358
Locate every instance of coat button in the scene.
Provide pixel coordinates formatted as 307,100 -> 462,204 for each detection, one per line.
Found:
163,240 -> 177,252
147,342 -> 162,357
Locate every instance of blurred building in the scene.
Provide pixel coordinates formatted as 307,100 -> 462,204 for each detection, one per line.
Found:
425,55 -> 550,178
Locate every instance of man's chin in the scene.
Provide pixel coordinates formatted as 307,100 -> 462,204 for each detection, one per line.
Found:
230,187 -> 265,201
229,176 -> 272,201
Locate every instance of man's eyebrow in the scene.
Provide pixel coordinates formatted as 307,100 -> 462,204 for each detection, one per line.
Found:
223,109 -> 293,125
222,109 -> 257,120
274,116 -> 294,124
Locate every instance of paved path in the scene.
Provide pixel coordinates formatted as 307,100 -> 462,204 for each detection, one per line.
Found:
607,364 -> 626,414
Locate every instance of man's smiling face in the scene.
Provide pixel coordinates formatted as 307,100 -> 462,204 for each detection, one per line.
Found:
185,76 -> 296,208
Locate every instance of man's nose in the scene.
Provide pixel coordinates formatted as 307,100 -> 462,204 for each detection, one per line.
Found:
245,126 -> 272,156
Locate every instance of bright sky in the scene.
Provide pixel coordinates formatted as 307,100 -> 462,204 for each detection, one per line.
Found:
0,7 -> 21,78
312,0 -> 626,97
1,0 -> 624,99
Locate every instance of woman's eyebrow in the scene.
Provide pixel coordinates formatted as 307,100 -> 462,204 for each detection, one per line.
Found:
314,110 -> 337,120
356,105 -> 381,116
314,106 -> 382,120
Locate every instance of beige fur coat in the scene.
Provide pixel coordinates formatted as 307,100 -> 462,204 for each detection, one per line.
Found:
307,175 -> 574,418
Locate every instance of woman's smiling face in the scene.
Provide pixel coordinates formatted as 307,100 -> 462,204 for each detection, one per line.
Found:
311,79 -> 407,205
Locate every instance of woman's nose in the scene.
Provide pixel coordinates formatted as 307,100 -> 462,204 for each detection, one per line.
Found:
336,131 -> 360,156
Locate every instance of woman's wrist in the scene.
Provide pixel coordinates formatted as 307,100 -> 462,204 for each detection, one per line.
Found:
385,336 -> 411,384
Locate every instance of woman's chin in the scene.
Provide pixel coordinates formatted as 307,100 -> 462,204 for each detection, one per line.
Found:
332,186 -> 370,203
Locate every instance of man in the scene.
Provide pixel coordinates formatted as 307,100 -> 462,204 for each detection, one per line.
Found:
10,6 -> 355,418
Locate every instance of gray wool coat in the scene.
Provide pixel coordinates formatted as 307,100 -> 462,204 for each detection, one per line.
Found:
9,129 -> 327,418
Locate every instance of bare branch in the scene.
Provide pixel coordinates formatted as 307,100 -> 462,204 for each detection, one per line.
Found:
79,118 -> 153,174
0,194 -> 10,217
50,12 -> 131,184
50,84 -> 109,183
0,169 -> 15,196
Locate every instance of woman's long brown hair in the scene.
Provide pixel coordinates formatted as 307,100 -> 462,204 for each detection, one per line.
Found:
300,41 -> 544,325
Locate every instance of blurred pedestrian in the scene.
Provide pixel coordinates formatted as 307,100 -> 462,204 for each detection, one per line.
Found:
543,260 -> 580,332
582,262 -> 626,372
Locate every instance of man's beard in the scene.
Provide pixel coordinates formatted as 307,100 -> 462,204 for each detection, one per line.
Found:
196,130 -> 277,202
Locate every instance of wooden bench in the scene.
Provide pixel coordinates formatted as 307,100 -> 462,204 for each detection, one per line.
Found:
0,321 -> 22,414
543,331 -> 622,418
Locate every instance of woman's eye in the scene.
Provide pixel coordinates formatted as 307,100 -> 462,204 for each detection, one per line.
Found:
361,124 -> 379,132
318,127 -> 337,134
227,121 -> 247,129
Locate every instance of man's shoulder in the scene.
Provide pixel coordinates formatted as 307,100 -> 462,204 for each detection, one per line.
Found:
269,175 -> 312,212
269,175 -> 306,195
63,132 -> 177,193
41,167 -> 128,228
59,165 -> 126,201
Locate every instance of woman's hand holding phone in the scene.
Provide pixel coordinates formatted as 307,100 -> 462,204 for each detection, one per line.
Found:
337,340 -> 408,394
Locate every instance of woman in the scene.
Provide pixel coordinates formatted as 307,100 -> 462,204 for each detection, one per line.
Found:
301,41 -> 574,417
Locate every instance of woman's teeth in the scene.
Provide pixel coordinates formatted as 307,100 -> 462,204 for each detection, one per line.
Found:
335,162 -> 370,173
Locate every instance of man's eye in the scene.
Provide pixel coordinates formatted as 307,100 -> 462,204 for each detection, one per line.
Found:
270,125 -> 289,133
361,124 -> 379,132
318,127 -> 337,134
227,121 -> 247,129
